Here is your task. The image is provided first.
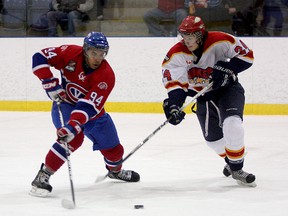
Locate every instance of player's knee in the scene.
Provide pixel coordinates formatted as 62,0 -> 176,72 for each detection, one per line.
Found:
223,116 -> 244,147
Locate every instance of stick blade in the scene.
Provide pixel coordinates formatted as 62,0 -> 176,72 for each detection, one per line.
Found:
61,199 -> 76,209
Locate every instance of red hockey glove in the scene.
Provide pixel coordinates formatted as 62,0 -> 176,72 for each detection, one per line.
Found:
163,98 -> 186,125
42,78 -> 66,102
57,121 -> 82,143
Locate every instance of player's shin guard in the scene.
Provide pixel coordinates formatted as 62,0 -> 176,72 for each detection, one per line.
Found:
222,116 -> 256,186
223,116 -> 245,170
101,144 -> 124,172
45,135 -> 83,172
45,142 -> 68,172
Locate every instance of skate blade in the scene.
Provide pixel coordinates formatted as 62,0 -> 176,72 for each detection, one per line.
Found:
29,186 -> 50,197
236,180 -> 257,188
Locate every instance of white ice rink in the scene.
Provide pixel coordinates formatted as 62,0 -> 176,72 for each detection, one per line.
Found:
0,112 -> 288,216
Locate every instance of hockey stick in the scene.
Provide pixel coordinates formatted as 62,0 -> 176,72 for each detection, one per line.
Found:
95,82 -> 213,183
56,101 -> 76,209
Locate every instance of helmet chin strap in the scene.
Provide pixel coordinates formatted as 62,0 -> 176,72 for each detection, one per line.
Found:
83,51 -> 89,65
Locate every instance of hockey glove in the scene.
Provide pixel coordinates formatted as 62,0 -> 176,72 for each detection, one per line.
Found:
163,98 -> 186,125
42,78 -> 66,102
57,120 -> 82,143
211,61 -> 237,90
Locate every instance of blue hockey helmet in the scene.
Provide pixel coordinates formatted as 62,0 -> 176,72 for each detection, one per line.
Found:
83,32 -> 109,54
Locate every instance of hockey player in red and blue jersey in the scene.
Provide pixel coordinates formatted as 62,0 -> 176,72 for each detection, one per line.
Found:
30,32 -> 140,197
162,16 -> 256,187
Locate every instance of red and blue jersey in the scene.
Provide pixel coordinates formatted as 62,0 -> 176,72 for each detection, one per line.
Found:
32,45 -> 115,125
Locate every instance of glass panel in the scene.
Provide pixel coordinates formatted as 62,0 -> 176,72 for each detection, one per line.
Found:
0,0 -> 287,37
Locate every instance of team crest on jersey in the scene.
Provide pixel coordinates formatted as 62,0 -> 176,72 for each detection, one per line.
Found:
65,61 -> 76,72
78,72 -> 86,82
188,67 -> 211,86
98,82 -> 108,90
66,83 -> 88,103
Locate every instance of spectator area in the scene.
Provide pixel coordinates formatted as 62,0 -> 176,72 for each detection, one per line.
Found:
0,0 -> 158,36
0,0 -> 288,37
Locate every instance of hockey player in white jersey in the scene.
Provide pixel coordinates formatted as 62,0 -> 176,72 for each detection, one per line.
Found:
162,16 -> 256,187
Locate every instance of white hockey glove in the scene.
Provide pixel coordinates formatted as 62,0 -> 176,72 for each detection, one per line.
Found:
42,78 -> 66,102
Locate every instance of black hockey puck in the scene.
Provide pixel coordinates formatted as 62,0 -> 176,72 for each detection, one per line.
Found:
134,205 -> 144,209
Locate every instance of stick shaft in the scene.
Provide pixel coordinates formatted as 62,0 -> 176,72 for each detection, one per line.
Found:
97,83 -> 213,181
57,102 -> 76,206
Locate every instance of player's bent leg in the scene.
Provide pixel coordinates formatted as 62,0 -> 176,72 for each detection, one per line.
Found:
223,116 -> 256,187
45,133 -> 84,171
30,134 -> 84,197
100,144 -> 140,182
206,138 -> 233,177
206,138 -> 227,158
197,100 -> 233,178
87,114 -> 140,182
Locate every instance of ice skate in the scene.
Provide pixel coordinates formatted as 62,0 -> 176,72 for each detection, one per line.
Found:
29,163 -> 53,197
223,164 -> 231,177
231,169 -> 256,187
108,169 -> 140,182
223,164 -> 256,187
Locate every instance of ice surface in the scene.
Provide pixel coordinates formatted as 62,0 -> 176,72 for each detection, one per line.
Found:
0,112 -> 287,216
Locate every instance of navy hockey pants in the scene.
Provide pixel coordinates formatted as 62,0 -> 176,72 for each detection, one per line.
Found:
195,82 -> 245,142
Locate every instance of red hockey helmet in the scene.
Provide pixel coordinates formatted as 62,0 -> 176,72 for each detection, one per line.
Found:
178,16 -> 206,35
178,16 -> 206,45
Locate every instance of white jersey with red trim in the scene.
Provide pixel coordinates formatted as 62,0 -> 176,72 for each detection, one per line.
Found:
162,31 -> 254,94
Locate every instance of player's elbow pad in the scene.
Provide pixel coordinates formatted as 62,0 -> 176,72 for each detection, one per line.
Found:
227,58 -> 253,74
